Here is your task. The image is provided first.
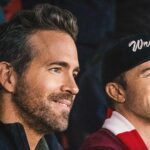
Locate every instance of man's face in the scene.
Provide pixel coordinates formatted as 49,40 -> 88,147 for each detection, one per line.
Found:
120,60 -> 150,122
13,30 -> 79,134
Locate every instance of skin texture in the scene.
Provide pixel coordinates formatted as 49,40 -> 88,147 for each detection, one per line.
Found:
120,61 -> 150,122
0,30 -> 79,150
106,60 -> 150,149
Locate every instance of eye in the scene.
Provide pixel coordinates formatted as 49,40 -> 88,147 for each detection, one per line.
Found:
49,67 -> 62,73
143,74 -> 150,77
140,71 -> 150,78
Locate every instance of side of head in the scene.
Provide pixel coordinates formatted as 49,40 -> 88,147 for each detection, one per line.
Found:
0,4 -> 78,93
101,34 -> 150,109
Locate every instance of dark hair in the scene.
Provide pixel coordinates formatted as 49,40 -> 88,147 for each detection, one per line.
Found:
114,73 -> 127,89
0,4 -> 78,76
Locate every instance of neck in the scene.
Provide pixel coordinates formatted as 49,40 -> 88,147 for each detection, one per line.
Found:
137,124 -> 150,149
116,105 -> 150,149
24,125 -> 43,150
0,93 -> 43,150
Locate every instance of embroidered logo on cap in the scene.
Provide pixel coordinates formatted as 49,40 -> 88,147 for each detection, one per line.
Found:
128,39 -> 150,52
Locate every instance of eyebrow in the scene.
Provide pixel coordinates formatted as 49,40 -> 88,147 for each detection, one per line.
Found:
140,67 -> 150,75
48,61 -> 80,72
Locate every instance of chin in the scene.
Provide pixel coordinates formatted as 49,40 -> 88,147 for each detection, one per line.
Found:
54,117 -> 69,132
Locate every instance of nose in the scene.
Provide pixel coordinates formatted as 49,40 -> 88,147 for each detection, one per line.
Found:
61,77 -> 79,95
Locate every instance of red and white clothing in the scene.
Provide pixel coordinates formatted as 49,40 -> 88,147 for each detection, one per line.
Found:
79,111 -> 148,150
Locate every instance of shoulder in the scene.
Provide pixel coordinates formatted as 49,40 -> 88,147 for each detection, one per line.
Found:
79,128 -> 128,150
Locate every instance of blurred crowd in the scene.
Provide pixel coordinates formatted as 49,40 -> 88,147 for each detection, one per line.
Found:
1,0 -> 150,150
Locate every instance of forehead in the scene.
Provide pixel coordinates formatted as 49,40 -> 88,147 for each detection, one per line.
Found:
28,30 -> 79,67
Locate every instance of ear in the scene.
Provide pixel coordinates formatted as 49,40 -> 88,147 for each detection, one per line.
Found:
105,82 -> 125,103
0,62 -> 17,93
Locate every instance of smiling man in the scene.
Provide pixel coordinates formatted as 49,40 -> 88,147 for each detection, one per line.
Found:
79,35 -> 150,150
0,4 -> 79,150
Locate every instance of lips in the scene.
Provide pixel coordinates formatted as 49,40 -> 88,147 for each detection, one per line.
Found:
53,99 -> 72,108
48,93 -> 73,108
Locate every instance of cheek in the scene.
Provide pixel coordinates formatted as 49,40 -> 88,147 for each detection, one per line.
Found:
126,82 -> 150,102
33,75 -> 63,93
25,68 -> 65,93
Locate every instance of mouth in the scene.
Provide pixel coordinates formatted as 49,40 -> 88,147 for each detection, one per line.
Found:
53,99 -> 72,109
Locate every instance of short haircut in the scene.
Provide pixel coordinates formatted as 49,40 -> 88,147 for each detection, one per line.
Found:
0,4 -> 78,76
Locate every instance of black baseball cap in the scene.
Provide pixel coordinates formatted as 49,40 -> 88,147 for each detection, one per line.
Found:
102,34 -> 150,86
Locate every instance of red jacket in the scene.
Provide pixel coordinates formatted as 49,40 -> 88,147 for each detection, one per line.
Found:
79,129 -> 128,150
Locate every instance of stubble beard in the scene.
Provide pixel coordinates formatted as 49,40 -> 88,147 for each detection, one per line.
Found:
12,77 -> 73,134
